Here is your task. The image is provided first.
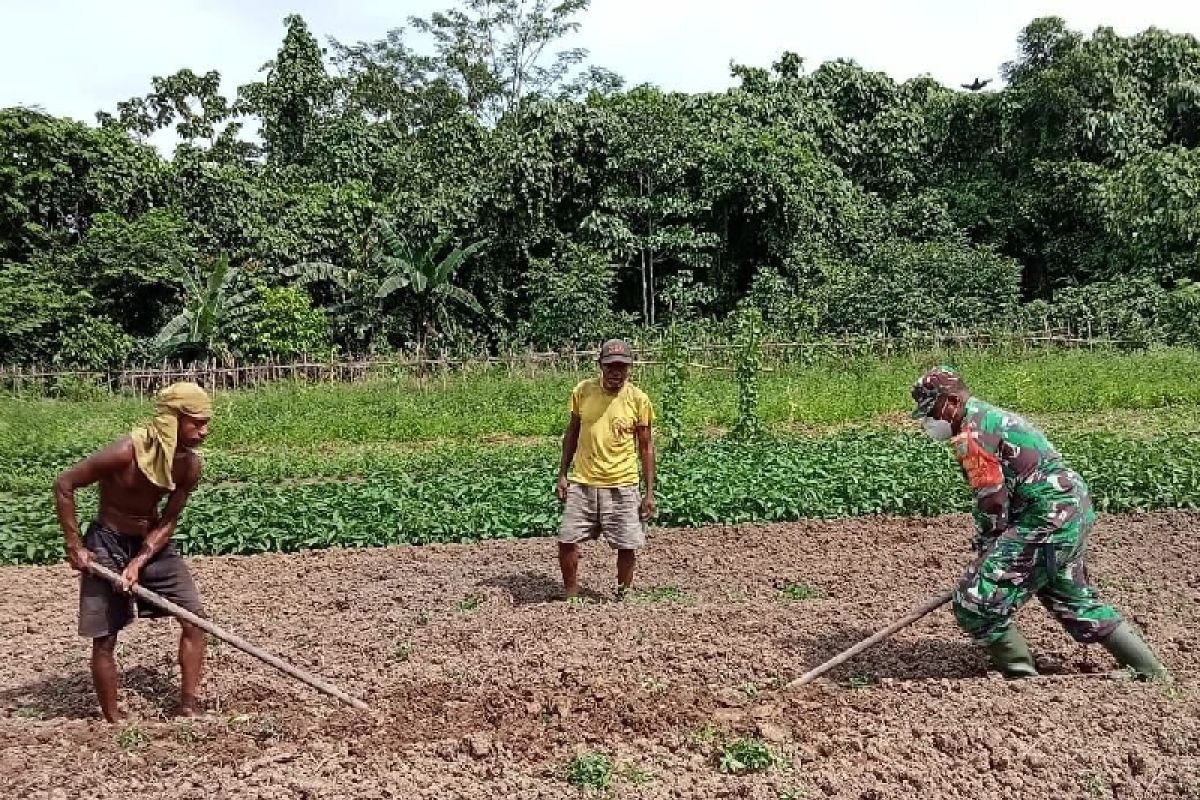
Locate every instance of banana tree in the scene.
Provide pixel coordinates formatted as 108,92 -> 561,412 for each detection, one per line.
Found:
152,255 -> 255,362
371,219 -> 487,347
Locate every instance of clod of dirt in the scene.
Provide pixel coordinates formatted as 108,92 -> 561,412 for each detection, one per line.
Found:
755,721 -> 790,743
463,732 -> 493,758
749,704 -> 779,719
714,687 -> 749,708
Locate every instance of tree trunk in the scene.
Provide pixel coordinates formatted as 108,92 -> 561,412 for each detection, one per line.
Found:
649,250 -> 656,327
640,249 -> 649,327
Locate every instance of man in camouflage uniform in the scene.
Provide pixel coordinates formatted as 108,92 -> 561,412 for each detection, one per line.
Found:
911,366 -> 1167,680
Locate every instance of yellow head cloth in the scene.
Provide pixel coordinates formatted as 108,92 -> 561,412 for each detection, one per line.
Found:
130,381 -> 212,490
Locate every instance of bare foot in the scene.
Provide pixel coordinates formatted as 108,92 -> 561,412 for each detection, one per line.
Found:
102,710 -> 128,724
174,696 -> 202,718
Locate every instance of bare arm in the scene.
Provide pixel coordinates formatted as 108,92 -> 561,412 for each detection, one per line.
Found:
636,424 -> 655,497
636,424 -> 656,520
558,413 -> 581,480
556,413 -> 581,501
53,438 -> 133,568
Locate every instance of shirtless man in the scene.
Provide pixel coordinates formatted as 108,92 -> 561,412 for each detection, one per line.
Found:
54,382 -> 212,721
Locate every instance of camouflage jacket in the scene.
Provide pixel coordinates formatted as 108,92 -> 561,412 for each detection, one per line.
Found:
951,397 -> 1089,547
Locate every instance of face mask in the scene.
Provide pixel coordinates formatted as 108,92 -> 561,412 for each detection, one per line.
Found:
922,417 -> 954,442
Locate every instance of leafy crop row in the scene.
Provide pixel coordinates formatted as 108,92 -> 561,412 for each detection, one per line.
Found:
4,431 -> 1197,566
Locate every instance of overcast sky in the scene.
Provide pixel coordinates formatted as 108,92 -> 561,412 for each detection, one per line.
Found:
3,0 -> 1199,136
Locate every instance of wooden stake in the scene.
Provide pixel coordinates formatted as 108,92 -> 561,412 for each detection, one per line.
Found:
87,562 -> 370,712
784,590 -> 954,690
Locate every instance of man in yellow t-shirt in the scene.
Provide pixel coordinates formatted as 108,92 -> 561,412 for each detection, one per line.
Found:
555,339 -> 656,599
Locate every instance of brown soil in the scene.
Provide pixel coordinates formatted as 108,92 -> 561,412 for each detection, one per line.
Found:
2,511 -> 1198,799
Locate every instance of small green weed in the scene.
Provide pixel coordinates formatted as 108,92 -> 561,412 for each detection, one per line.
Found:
175,721 -> 210,745
566,752 -> 614,790
846,672 -> 878,689
1156,677 -> 1185,700
737,682 -> 760,700
252,715 -> 281,743
415,610 -> 432,625
718,737 -> 777,774
779,789 -> 810,800
391,641 -> 414,661
1078,770 -> 1108,798
117,725 -> 146,749
619,763 -> 654,785
456,595 -> 483,612
691,723 -> 723,749
13,706 -> 44,719
777,582 -> 823,601
566,595 -> 595,606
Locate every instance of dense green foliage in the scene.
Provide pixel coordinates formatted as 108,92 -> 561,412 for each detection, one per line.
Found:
4,427 -> 1196,566
6,6 -> 1200,367
3,348 -> 1200,565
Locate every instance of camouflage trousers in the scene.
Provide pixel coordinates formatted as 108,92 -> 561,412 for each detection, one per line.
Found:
952,513 -> 1122,646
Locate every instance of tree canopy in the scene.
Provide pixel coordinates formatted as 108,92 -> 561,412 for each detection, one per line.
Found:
4,5 -> 1200,366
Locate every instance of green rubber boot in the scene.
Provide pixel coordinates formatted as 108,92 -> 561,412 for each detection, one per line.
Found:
985,626 -> 1039,679
1100,622 -> 1169,681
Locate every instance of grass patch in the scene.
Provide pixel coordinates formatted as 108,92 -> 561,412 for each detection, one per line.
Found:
619,763 -> 655,785
779,789 -> 811,800
5,347 -> 1199,458
455,595 -> 484,612
630,585 -> 686,604
717,737 -> 777,774
565,752 -> 614,791
691,723 -> 723,749
175,721 -> 209,744
117,725 -> 146,749
737,682 -> 760,701
777,582 -> 823,601
846,673 -> 878,689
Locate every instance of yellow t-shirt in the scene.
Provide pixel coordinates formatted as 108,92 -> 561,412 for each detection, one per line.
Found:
568,378 -> 655,486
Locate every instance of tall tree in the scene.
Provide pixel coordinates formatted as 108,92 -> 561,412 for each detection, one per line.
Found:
331,0 -> 608,127
582,88 -> 716,326
240,14 -> 336,166
97,68 -> 240,151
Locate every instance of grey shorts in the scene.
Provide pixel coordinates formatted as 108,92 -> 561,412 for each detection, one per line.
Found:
78,521 -> 206,639
558,482 -> 646,550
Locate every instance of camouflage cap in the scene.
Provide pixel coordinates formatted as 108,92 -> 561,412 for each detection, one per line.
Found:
599,338 -> 633,365
911,365 -> 967,418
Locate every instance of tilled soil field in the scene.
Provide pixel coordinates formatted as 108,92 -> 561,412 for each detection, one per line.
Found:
2,511 -> 1198,799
